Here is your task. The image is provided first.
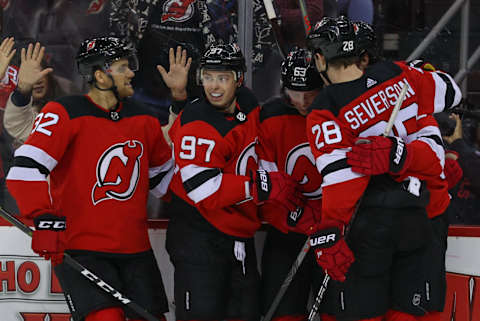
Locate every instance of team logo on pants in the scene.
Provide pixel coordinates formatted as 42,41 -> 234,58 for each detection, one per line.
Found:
92,140 -> 143,205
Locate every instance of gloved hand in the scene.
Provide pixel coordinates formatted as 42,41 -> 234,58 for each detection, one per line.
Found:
346,136 -> 412,176
251,170 -> 306,212
408,59 -> 437,71
310,220 -> 354,282
32,214 -> 66,265
287,200 -> 322,235
444,156 -> 463,190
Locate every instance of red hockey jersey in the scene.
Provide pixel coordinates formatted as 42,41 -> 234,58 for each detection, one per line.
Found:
257,97 -> 322,230
6,95 -> 174,253
168,87 -> 260,238
306,61 -> 462,223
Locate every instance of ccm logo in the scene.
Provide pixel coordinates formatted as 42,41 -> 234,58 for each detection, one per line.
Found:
37,221 -> 65,230
393,139 -> 405,165
310,233 -> 336,246
258,170 -> 269,192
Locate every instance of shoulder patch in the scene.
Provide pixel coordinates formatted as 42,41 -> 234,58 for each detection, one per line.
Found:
180,98 -> 251,137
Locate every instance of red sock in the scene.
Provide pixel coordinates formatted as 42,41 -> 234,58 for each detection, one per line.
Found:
86,307 -> 125,321
385,310 -> 417,321
272,315 -> 306,321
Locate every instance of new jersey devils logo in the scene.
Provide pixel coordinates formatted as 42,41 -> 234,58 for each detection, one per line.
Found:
236,141 -> 258,176
87,0 -> 107,14
92,140 -> 144,205
161,0 -> 196,23
286,143 -> 322,199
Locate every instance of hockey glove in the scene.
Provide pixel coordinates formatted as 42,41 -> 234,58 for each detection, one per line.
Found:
287,200 -> 322,235
408,59 -> 437,72
444,157 -> 463,190
251,170 -> 306,212
346,135 -> 413,176
310,220 -> 354,282
32,214 -> 66,265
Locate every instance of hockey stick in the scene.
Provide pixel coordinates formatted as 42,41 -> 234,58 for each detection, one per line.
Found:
0,207 -> 160,321
307,83 -> 409,321
262,0 -> 287,58
262,236 -> 311,321
298,0 -> 312,35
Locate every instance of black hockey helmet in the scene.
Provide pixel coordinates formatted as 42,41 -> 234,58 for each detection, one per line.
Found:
306,16 -> 359,62
281,46 -> 323,91
200,43 -> 246,81
76,36 -> 138,82
354,21 -> 379,63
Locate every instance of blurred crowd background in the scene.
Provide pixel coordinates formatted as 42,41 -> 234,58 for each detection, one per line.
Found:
0,0 -> 479,225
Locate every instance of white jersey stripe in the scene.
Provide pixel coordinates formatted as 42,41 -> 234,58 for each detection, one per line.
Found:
322,167 -> 364,187
431,72 -> 447,113
7,167 -> 47,182
315,148 -> 350,174
181,164 -> 223,203
259,159 -> 278,172
15,144 -> 58,171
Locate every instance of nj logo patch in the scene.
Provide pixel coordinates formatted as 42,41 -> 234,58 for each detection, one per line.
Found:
92,140 -> 143,205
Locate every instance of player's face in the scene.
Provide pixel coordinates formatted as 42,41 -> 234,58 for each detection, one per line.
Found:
108,58 -> 135,98
202,69 -> 239,113
32,76 -> 49,101
286,88 -> 320,115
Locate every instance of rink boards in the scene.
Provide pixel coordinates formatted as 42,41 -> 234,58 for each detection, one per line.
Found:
0,221 -> 479,321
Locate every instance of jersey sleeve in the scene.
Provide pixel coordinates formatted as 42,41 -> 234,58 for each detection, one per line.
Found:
398,62 -> 462,114
6,101 -> 73,218
173,121 -> 251,210
306,108 -> 369,224
400,114 -> 445,181
147,117 -> 175,198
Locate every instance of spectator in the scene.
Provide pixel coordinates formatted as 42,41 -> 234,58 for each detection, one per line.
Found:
3,41 -> 65,147
337,0 -> 374,24
109,0 -> 237,120
438,112 -> 480,224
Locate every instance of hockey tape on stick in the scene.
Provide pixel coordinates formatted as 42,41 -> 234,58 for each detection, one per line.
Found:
0,207 -> 160,321
298,0 -> 312,35
384,83 -> 409,136
262,236 -> 311,321
262,0 -> 287,58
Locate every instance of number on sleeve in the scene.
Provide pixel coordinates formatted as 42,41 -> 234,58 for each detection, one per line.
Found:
179,136 -> 216,162
31,112 -> 60,136
311,121 -> 342,150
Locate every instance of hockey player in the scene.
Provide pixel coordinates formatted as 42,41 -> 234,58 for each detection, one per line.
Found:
257,47 -> 324,321
304,16 -> 461,321
165,43 -> 305,321
6,36 -> 174,321
348,21 -> 461,321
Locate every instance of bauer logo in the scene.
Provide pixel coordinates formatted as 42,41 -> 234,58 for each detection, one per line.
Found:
310,233 -> 336,247
92,140 -> 144,205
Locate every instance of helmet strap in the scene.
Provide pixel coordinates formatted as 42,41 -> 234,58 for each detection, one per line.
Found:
93,73 -> 122,102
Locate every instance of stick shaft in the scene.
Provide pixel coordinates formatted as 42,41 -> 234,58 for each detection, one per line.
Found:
0,207 -> 160,321
263,237 -> 311,321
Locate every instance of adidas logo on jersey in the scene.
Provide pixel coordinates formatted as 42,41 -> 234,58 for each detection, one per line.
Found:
366,77 -> 377,88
